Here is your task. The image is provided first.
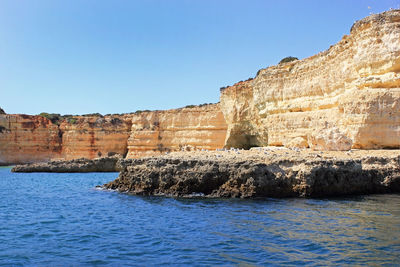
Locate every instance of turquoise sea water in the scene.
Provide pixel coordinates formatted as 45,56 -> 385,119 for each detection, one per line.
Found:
0,167 -> 399,266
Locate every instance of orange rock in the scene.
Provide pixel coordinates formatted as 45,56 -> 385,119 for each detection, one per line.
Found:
0,114 -> 61,165
126,104 -> 227,158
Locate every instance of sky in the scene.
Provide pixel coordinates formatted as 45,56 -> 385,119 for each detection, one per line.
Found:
1,0 -> 399,115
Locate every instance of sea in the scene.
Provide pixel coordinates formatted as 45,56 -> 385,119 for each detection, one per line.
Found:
0,166 -> 399,266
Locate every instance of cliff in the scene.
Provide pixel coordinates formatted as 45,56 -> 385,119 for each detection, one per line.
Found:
0,114 -> 132,165
0,114 -> 62,165
126,104 -> 227,158
0,105 -> 226,165
60,115 -> 132,160
220,10 -> 400,150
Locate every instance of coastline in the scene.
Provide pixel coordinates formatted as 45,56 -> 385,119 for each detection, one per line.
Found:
12,148 -> 400,198
102,148 -> 400,198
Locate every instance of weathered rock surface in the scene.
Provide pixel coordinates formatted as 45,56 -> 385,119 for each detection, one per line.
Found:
308,128 -> 353,151
60,115 -> 132,160
0,114 -> 62,165
220,10 -> 400,150
103,149 -> 400,198
0,114 -> 132,165
126,104 -> 227,158
0,105 -> 226,165
11,155 -> 122,173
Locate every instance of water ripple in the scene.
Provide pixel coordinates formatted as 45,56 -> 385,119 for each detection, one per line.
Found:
0,168 -> 399,266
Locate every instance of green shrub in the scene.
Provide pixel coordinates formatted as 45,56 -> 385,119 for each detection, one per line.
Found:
39,112 -> 62,124
82,113 -> 103,117
278,56 -> 298,64
0,107 -> 5,114
67,117 -> 77,124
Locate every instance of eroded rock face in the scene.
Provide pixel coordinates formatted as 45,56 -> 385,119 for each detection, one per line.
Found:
60,115 -> 132,160
0,114 -> 132,165
103,150 -> 400,198
0,105 -> 227,164
309,128 -> 353,151
126,104 -> 227,158
0,114 -> 62,165
220,10 -> 400,149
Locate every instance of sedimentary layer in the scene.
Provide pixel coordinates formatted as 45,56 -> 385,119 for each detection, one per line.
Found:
220,10 -> 400,150
104,148 -> 400,198
0,114 -> 132,165
59,115 -> 132,160
0,114 -> 62,165
126,104 -> 227,158
0,104 -> 227,165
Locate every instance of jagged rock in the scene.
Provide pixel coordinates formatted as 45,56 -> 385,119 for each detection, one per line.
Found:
102,150 -> 400,198
308,128 -> 353,151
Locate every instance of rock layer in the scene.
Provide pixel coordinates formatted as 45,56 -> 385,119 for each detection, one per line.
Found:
60,115 -> 132,160
103,149 -> 400,198
0,114 -> 132,165
126,104 -> 227,158
220,10 -> 400,150
0,105 -> 226,165
0,114 -> 62,165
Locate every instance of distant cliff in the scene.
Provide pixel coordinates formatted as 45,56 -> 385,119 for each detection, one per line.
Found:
220,10 -> 400,150
0,114 -> 132,165
0,104 -> 227,165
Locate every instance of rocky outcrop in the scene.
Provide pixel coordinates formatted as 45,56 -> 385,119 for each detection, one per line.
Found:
11,155 -> 122,172
103,149 -> 400,198
126,104 -> 227,158
0,108 -> 5,115
220,10 -> 400,150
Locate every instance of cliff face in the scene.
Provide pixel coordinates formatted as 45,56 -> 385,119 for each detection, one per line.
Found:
220,10 -> 400,150
0,114 -> 62,165
60,116 -> 132,160
0,114 -> 132,165
126,104 -> 227,158
0,105 -> 226,164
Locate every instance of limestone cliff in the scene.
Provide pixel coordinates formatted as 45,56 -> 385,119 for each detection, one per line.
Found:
0,105 -> 226,164
0,114 -> 62,165
60,115 -> 132,160
0,114 -> 132,165
220,10 -> 400,150
126,104 -> 227,158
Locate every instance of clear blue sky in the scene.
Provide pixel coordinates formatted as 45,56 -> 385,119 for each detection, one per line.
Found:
1,0 -> 399,115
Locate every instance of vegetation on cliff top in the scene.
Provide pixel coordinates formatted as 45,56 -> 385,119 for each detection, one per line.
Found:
0,107 -> 5,114
38,112 -> 105,125
278,56 -> 298,64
